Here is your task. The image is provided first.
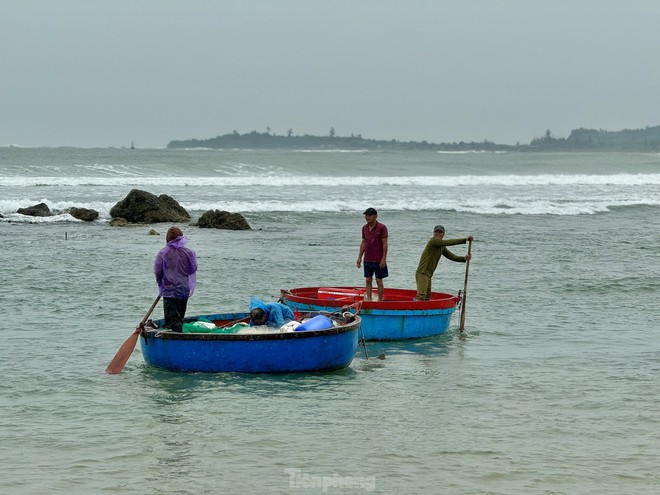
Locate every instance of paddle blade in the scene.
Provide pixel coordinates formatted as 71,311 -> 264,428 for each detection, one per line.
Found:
105,327 -> 141,374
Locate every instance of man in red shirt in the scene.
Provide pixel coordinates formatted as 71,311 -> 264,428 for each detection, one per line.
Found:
356,207 -> 388,301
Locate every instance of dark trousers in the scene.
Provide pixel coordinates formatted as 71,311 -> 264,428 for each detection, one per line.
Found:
163,297 -> 188,332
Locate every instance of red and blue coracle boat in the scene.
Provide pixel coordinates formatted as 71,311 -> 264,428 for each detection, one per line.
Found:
280,287 -> 460,341
140,310 -> 361,373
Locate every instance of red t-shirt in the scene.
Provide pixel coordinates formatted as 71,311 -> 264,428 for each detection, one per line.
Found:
362,222 -> 388,262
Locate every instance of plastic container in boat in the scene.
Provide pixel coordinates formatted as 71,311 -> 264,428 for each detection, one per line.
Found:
295,314 -> 333,331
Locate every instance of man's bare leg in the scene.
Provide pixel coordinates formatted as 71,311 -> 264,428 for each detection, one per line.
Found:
376,278 -> 384,302
365,276 -> 373,301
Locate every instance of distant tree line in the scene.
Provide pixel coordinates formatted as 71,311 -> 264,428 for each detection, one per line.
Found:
167,125 -> 660,152
529,125 -> 660,151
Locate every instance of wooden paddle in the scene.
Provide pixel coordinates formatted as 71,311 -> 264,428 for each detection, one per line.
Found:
105,295 -> 161,374
459,239 -> 473,333
218,315 -> 250,329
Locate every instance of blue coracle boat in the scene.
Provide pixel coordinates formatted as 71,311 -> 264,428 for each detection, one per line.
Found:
281,287 -> 460,341
140,311 -> 361,373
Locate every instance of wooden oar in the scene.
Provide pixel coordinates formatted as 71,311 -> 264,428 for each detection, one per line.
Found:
459,239 -> 473,333
218,315 -> 250,329
105,295 -> 161,374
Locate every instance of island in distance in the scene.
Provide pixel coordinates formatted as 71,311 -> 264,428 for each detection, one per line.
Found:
167,125 -> 660,152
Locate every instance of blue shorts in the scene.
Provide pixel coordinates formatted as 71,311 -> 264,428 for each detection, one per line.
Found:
363,261 -> 388,279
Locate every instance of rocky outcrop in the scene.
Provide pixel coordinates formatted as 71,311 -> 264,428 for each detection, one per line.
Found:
17,203 -> 51,217
69,207 -> 99,222
110,218 -> 129,227
196,210 -> 251,230
110,189 -> 190,224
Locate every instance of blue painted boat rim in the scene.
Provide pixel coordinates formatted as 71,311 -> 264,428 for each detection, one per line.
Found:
144,311 -> 361,341
142,324 -> 358,341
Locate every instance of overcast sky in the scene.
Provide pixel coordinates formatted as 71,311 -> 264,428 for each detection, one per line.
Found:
2,0 -> 659,148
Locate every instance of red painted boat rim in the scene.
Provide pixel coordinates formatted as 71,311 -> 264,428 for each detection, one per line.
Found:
281,286 -> 459,311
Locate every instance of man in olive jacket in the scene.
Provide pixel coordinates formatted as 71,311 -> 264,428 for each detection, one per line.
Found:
415,225 -> 473,301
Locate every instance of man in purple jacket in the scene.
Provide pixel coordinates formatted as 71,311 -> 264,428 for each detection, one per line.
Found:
154,227 -> 198,332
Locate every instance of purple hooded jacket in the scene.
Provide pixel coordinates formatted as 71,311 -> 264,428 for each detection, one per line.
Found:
154,236 -> 197,299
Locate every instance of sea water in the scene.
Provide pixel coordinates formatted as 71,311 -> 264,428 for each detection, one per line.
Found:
1,148 -> 659,494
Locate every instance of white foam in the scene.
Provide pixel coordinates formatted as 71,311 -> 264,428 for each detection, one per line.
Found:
293,149 -> 370,153
0,212 -> 83,223
2,172 -> 659,219
436,150 -> 508,154
2,173 -> 660,188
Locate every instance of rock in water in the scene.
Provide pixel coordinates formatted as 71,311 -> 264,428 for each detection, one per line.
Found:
110,189 -> 190,223
17,202 -> 51,217
196,210 -> 251,230
69,207 -> 99,222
